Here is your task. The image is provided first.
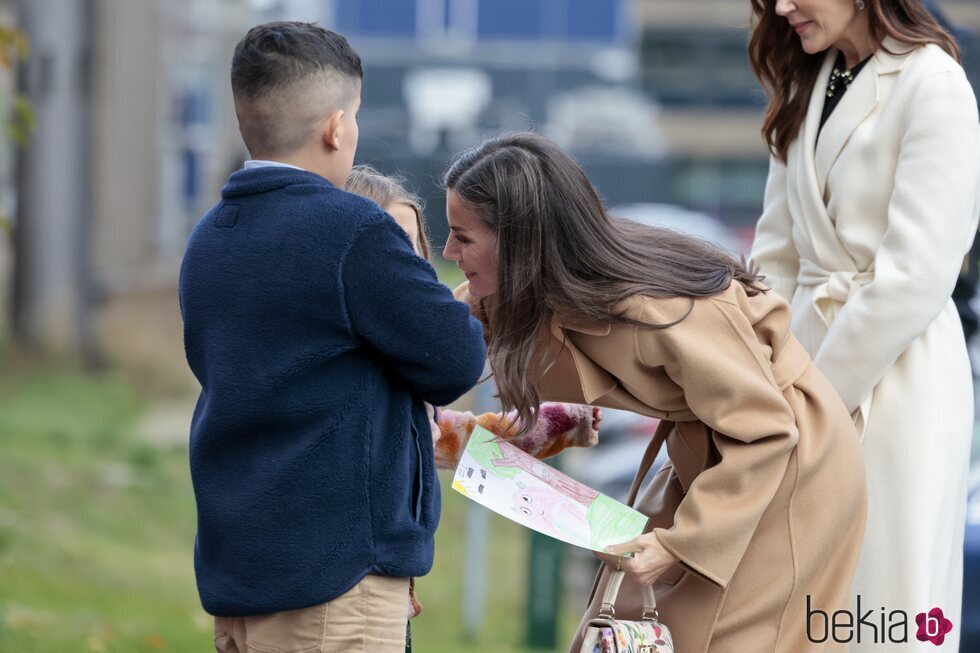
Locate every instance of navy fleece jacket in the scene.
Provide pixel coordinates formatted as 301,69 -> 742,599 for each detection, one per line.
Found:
178,167 -> 486,616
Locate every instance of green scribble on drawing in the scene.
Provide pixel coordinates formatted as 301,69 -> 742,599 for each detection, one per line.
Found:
466,425 -> 521,480
587,494 -> 648,550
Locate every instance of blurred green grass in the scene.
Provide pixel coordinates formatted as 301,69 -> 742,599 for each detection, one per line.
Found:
0,359 -> 583,652
433,255 -> 465,291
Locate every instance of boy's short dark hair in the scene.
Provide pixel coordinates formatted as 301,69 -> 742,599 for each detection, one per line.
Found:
231,22 -> 363,157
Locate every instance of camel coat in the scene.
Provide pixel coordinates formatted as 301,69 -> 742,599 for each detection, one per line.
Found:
750,39 -> 980,651
456,280 -> 867,652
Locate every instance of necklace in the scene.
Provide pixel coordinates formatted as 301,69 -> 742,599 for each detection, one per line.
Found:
826,65 -> 857,98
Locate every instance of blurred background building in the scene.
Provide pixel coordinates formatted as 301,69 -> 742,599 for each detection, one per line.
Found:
2,0 -> 978,368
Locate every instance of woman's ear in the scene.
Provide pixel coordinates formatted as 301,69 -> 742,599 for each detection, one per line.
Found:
320,109 -> 345,152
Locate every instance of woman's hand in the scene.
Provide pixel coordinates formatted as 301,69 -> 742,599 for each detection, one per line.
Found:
591,406 -> 602,431
596,531 -> 679,586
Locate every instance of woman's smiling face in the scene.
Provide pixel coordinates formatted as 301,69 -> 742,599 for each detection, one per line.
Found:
775,0 -> 865,56
443,190 -> 498,298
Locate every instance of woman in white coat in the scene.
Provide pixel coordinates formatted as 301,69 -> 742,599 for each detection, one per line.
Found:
748,0 -> 979,649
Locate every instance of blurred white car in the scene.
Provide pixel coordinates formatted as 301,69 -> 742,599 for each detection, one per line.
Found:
610,202 -> 746,256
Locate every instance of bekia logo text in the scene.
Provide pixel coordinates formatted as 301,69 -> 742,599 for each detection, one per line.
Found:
807,596 -> 954,646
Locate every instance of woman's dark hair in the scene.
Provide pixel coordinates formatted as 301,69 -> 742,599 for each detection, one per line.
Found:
749,0 -> 959,162
444,132 -> 765,434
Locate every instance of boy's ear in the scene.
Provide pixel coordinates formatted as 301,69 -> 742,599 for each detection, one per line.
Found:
320,109 -> 345,152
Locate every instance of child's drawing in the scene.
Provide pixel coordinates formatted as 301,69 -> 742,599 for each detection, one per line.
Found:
453,425 -> 649,552
512,482 -> 592,544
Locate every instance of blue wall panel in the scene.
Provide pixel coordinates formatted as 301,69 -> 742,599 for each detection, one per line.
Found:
336,0 -> 417,36
568,0 -> 619,41
334,0 -> 620,42
477,0 -> 543,39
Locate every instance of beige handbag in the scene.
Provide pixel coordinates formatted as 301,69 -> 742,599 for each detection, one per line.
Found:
578,570 -> 675,653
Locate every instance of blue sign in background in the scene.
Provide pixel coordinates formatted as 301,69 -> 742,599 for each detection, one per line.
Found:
334,0 -> 623,42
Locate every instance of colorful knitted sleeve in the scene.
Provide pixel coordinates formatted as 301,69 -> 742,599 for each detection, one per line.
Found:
433,403 -> 598,470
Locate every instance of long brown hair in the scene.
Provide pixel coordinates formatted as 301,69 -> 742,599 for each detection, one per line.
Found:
444,132 -> 765,434
749,0 -> 959,162
345,165 -> 430,258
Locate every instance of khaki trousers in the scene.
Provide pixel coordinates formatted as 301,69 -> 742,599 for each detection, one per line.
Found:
214,575 -> 409,653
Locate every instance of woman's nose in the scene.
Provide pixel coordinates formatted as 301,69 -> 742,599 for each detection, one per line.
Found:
442,239 -> 459,261
775,0 -> 795,17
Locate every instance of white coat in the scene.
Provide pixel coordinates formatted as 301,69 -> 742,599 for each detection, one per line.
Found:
750,37 -> 980,652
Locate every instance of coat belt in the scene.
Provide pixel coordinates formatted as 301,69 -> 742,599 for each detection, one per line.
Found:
796,258 -> 874,328
771,334 -> 812,392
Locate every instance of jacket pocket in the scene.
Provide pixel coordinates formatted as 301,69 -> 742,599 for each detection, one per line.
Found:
243,602 -> 327,653
410,422 -> 424,523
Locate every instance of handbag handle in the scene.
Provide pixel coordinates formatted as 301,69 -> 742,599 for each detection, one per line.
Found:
597,421 -> 673,622
626,419 -> 672,508
598,570 -> 660,621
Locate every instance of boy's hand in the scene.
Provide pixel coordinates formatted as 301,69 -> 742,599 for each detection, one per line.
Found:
578,405 -> 601,447
426,403 -> 440,445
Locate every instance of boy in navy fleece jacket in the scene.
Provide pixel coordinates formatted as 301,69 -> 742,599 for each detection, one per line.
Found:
178,22 -> 486,652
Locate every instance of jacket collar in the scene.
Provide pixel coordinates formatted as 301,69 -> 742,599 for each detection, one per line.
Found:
221,166 -> 333,199
875,36 -> 916,75
553,313 -> 612,336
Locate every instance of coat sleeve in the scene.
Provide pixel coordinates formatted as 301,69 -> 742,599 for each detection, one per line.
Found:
433,403 -> 597,469
813,70 -> 980,412
342,218 -> 487,406
749,156 -> 800,303
636,298 -> 800,588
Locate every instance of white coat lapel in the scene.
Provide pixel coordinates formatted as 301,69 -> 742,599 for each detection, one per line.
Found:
789,49 -> 847,265
814,37 -> 914,194
814,56 -> 878,194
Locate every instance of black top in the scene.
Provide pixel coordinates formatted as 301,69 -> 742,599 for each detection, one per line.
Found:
818,51 -> 873,138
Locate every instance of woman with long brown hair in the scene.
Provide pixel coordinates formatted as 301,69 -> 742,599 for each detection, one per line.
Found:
443,132 -> 867,651
749,2 -> 979,646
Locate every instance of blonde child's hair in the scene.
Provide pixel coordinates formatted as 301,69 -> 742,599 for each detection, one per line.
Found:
345,165 -> 430,259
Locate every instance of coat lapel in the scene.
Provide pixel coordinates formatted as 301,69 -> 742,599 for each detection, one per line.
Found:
814,57 -> 877,195
791,49 -> 841,262
791,39 -> 915,270
543,315 -> 618,404
815,37 -> 915,195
